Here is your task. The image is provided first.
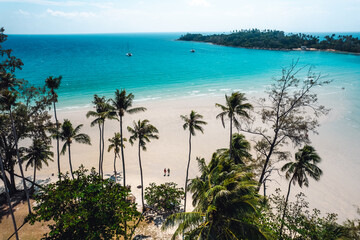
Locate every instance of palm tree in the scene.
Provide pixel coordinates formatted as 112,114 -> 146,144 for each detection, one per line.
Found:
87,95 -> 116,177
0,89 -> 31,214
163,154 -> 266,240
0,154 -> 19,240
112,89 -> 146,187
108,132 -> 126,182
128,119 -> 158,211
58,119 -> 91,179
45,76 -> 61,179
218,133 -> 252,165
279,145 -> 323,238
180,110 -> 207,213
24,139 -> 53,189
215,92 -> 253,159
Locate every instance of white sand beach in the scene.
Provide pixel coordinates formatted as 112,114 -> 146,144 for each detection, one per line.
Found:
8,89 -> 360,222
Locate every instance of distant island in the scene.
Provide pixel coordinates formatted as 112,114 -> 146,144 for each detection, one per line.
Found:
178,29 -> 360,53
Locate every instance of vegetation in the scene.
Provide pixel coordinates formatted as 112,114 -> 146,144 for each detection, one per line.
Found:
259,189 -> 356,239
179,29 -> 360,53
215,91 -> 253,159
145,182 -> 184,214
239,61 -> 329,194
279,145 -> 323,238
27,166 -> 142,240
108,132 -> 126,182
45,76 -> 61,179
86,94 -> 116,177
57,119 -> 91,179
23,139 -> 53,190
128,119 -> 159,211
112,89 -> 146,187
180,110 -> 207,213
1,27 -> 360,240
163,154 -> 266,240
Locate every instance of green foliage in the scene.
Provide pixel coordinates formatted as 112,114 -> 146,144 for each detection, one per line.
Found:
27,166 -> 142,240
145,182 -> 184,214
163,152 -> 266,240
1,28 -> 53,195
259,189 -> 354,240
179,29 -> 360,53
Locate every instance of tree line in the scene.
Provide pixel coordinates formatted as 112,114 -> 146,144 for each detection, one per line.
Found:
179,29 -> 360,53
1,27 -> 359,239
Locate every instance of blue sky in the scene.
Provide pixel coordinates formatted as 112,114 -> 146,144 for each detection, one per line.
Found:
1,0 -> 359,34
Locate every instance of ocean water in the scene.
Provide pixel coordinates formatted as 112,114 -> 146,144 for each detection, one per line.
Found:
3,33 -> 360,219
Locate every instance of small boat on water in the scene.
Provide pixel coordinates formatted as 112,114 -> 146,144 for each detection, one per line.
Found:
126,52 -> 132,57
190,49 -> 195,53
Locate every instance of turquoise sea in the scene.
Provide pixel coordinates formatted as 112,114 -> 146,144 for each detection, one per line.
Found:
4,33 -> 360,113
4,33 -> 360,219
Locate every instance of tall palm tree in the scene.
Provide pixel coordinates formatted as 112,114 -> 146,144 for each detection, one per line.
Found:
0,89 -> 31,214
180,110 -> 207,213
128,119 -> 158,211
279,145 -> 323,238
24,139 -> 53,189
0,154 -> 19,240
58,119 -> 91,179
108,132 -> 126,182
112,89 -> 146,187
163,155 -> 266,240
215,92 -> 253,159
45,76 -> 61,179
87,95 -> 116,177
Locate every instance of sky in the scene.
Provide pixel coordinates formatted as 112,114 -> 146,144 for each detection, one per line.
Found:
0,0 -> 359,34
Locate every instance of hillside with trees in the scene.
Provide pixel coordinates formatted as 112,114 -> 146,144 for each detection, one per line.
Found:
179,29 -> 360,53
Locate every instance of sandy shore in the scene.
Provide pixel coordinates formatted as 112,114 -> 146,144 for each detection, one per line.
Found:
5,90 -> 360,222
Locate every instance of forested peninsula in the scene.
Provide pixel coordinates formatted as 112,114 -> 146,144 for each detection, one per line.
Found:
179,29 -> 360,53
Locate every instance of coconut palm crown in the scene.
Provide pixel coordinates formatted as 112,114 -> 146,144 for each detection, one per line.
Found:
215,92 -> 253,158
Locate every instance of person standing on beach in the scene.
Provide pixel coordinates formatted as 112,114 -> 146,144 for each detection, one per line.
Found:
164,168 -> 166,176
167,168 -> 170,176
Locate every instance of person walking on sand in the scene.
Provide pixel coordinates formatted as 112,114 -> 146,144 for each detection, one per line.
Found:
167,168 -> 170,176
164,168 -> 166,176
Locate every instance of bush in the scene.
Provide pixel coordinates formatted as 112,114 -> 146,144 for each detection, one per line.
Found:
145,182 -> 184,214
27,166 -> 141,240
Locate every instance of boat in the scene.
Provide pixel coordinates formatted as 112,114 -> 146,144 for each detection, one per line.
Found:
126,43 -> 132,56
190,49 -> 195,53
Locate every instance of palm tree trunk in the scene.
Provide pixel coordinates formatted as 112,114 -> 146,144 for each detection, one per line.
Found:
120,116 -> 126,187
9,108 -> 31,214
32,166 -> 36,190
184,132 -> 192,213
138,142 -> 145,212
120,116 -> 128,239
101,121 -> 105,178
113,153 -> 117,182
53,101 -> 60,180
0,155 -> 19,240
229,115 -> 233,159
68,143 -> 74,179
98,123 -> 102,176
279,175 -> 294,238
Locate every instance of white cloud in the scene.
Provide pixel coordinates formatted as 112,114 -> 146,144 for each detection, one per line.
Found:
188,0 -> 211,7
17,9 -> 30,15
46,8 -> 96,18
